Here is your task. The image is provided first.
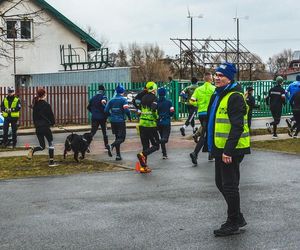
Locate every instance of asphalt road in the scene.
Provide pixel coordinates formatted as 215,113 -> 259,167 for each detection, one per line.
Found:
0,145 -> 299,249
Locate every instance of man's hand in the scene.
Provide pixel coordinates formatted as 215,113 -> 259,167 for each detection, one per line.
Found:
222,153 -> 232,164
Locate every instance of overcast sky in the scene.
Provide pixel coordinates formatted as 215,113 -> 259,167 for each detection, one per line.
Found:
47,0 -> 300,63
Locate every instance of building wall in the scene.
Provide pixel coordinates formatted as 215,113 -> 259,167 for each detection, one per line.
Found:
0,0 -> 89,86
30,67 -> 131,86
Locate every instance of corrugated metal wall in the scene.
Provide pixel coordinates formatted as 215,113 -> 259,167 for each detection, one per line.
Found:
30,67 -> 131,86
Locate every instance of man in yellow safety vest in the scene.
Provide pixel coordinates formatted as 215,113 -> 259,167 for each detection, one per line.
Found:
206,63 -> 250,237
1,87 -> 21,148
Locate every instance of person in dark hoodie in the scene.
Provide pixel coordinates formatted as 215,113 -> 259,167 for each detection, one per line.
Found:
265,76 -> 286,138
87,84 -> 112,157
157,87 -> 174,159
244,86 -> 260,129
27,88 -> 57,167
1,86 -> 21,148
104,84 -> 131,161
206,62 -> 250,237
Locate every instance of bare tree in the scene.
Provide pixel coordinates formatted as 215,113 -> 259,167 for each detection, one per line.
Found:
267,49 -> 293,75
0,0 -> 49,66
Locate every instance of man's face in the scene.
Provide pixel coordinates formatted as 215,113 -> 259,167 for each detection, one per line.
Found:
214,72 -> 231,87
8,91 -> 14,96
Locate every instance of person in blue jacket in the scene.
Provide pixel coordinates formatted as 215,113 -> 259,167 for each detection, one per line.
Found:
157,87 -> 174,159
285,74 -> 300,135
87,85 -> 112,157
105,84 -> 131,161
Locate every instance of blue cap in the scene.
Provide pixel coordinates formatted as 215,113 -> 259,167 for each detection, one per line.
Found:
216,62 -> 237,81
158,87 -> 166,96
115,84 -> 125,94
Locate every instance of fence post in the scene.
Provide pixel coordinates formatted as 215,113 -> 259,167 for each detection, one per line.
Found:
173,81 -> 180,120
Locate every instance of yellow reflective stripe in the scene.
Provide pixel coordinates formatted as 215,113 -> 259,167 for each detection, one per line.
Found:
216,118 -> 248,124
215,132 -> 250,138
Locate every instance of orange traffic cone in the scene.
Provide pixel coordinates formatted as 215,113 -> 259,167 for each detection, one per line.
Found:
135,161 -> 141,172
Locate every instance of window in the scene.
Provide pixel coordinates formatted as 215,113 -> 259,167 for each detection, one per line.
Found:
6,20 -> 33,40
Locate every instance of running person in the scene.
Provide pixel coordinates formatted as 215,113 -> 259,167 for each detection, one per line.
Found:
157,87 -> 174,159
27,88 -> 57,166
265,76 -> 286,138
87,84 -> 112,156
179,77 -> 198,136
104,84 -> 131,161
136,81 -> 160,173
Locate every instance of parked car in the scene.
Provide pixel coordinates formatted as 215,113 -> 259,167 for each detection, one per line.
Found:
0,112 -> 12,145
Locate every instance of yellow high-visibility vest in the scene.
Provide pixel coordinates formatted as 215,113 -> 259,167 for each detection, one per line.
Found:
3,97 -> 20,118
214,92 -> 250,149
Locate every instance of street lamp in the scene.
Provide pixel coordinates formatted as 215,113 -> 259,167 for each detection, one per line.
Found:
233,14 -> 248,81
187,11 -> 203,79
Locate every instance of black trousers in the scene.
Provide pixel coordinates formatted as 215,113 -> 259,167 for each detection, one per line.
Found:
33,127 -> 54,160
185,105 -> 197,127
111,122 -> 126,156
91,119 -> 108,147
215,155 -> 244,223
158,124 -> 171,156
270,108 -> 282,135
139,126 -> 160,156
2,118 -> 18,146
193,115 -> 207,156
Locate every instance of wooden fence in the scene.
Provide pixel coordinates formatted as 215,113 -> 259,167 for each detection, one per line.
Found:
0,86 -> 88,128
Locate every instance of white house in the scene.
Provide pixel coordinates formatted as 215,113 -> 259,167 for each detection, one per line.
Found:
0,0 -> 112,87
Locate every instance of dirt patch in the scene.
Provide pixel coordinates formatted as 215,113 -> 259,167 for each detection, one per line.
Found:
0,155 -> 132,180
251,138 -> 300,154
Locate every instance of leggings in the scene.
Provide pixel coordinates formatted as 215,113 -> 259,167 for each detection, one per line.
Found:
33,127 -> 54,160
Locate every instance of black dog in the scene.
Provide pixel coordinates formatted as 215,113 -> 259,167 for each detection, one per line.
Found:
63,132 -> 93,162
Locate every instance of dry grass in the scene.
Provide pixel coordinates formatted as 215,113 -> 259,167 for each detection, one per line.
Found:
251,138 -> 300,154
0,155 -> 131,180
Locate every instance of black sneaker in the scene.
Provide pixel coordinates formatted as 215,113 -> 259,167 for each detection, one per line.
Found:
189,152 -> 197,165
106,144 -> 113,157
285,118 -> 292,129
192,134 -> 198,143
116,155 -> 122,161
214,221 -> 240,237
180,127 -> 185,136
162,155 -> 168,160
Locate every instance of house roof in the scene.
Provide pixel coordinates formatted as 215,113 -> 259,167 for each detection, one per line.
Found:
0,0 -> 101,50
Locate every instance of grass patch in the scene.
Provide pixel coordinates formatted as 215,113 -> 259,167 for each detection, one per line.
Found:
0,146 -> 27,152
250,127 -> 288,136
251,138 -> 300,154
0,155 -> 131,180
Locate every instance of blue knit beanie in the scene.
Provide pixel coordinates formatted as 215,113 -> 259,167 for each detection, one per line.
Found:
215,62 -> 237,81
115,84 -> 125,94
158,87 -> 167,96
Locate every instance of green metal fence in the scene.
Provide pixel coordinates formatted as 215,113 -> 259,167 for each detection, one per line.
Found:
88,81 -> 293,121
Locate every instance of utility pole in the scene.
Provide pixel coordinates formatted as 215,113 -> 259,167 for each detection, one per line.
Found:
233,13 -> 248,81
187,10 -> 203,79
13,25 -> 17,89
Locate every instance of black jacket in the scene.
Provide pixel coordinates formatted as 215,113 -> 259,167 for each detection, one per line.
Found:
33,100 -> 55,128
266,84 -> 286,110
206,84 -> 251,157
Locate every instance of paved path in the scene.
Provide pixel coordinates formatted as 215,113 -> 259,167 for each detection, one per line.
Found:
0,145 -> 299,249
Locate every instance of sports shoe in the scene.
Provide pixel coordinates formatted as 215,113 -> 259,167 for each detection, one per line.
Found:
162,155 -> 168,160
285,118 -> 292,129
106,144 -> 113,157
27,147 -> 34,160
137,152 -> 147,167
214,221 -> 240,237
272,134 -> 278,139
293,134 -> 299,139
266,123 -> 272,134
116,155 -> 122,161
48,161 -> 59,167
189,152 -> 198,165
180,127 -> 185,136
140,166 -> 152,173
